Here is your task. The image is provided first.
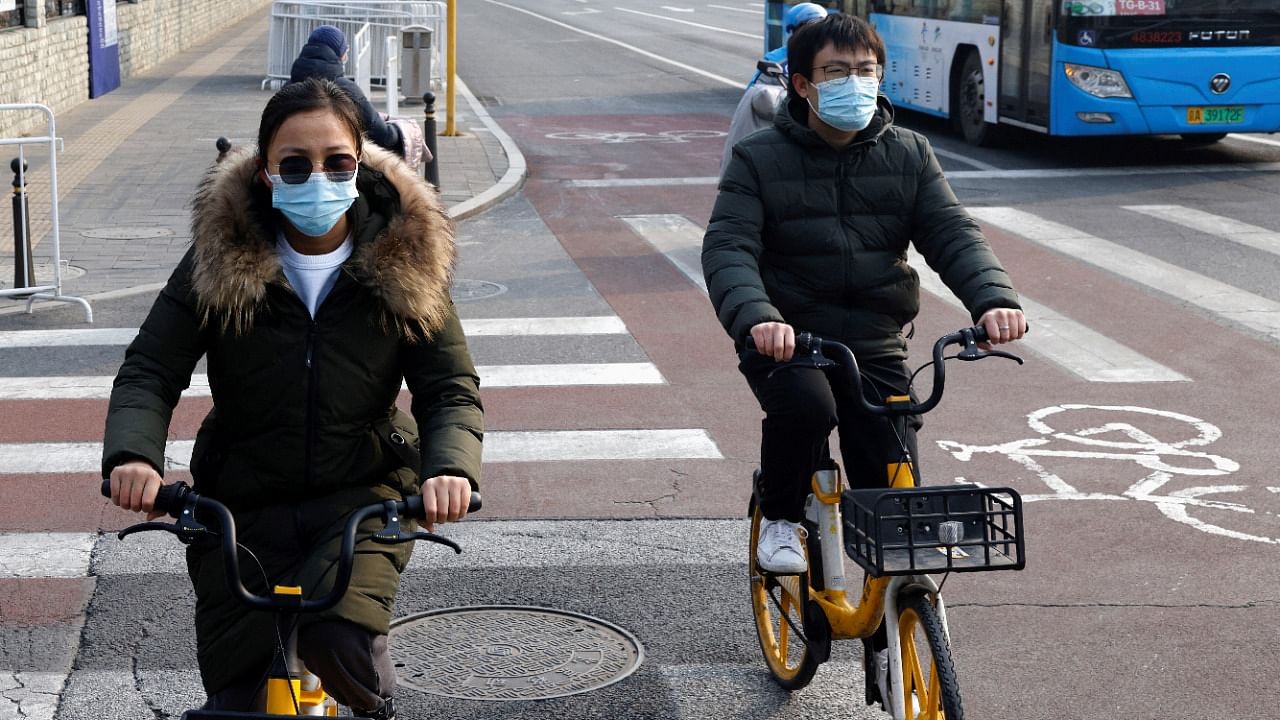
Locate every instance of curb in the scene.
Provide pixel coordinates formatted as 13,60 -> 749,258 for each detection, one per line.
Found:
446,77 -> 528,223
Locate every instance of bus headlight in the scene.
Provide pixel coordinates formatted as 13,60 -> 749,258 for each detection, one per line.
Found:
1064,63 -> 1133,98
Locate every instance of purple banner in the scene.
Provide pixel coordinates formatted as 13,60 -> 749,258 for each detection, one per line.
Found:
86,0 -> 120,98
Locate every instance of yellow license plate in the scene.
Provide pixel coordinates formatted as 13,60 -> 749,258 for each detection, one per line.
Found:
1187,106 -> 1244,125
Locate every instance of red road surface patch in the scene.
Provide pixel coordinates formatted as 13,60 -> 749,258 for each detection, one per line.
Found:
0,577 -> 95,624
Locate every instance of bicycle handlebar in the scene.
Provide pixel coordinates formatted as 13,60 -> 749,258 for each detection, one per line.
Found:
100,478 -> 481,612
745,324 -> 1023,417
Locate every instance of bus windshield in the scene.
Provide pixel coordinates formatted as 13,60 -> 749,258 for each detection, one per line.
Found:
1060,1 -> 1280,48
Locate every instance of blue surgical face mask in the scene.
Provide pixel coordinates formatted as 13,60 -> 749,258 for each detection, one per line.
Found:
807,75 -> 880,132
269,172 -> 359,237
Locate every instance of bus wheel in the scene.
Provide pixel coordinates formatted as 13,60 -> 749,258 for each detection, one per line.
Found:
1180,133 -> 1226,145
953,51 -> 999,146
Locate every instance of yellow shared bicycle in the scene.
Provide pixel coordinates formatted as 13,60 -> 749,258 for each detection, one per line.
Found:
747,325 -> 1027,720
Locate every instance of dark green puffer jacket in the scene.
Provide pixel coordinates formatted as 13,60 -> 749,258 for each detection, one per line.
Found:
101,143 -> 483,693
703,95 -> 1020,360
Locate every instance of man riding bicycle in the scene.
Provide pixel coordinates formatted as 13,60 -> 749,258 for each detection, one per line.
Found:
702,13 -> 1026,576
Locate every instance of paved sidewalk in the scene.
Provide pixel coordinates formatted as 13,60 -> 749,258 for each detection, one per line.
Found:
0,4 -> 520,317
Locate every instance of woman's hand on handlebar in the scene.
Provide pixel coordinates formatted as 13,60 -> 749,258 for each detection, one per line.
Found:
108,460 -> 169,520
977,308 -> 1026,348
420,475 -> 471,532
750,321 -> 796,362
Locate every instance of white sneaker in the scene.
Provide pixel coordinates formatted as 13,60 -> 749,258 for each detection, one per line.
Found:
874,648 -> 920,717
756,518 -> 807,574
874,649 -> 891,713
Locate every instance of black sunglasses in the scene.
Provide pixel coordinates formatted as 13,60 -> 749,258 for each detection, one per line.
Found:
272,153 -> 359,184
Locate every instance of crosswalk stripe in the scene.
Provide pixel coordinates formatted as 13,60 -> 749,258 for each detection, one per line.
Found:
618,214 -> 708,292
1123,205 -> 1280,257
0,363 -> 666,400
626,211 -> 1185,383
0,430 -> 723,473
971,206 -> 1280,343
908,250 -> 1188,382
0,533 -> 95,578
0,671 -> 69,720
0,317 -> 631,349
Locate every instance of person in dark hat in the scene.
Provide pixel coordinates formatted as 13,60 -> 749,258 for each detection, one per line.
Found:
290,25 -> 406,158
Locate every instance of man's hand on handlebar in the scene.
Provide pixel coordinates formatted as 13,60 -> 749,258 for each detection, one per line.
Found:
750,321 -> 796,362
977,308 -> 1026,349
420,475 -> 471,532
108,460 -> 169,521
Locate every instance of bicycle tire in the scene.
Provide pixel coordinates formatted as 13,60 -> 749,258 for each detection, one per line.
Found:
748,500 -> 829,690
897,591 -> 964,719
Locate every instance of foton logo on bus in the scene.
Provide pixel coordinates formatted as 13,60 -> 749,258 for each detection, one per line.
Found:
1189,30 -> 1252,42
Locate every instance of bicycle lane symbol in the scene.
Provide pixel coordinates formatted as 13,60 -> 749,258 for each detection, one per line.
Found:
937,404 -> 1280,545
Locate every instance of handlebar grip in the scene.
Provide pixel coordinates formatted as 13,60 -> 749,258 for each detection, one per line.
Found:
743,331 -> 818,355
468,491 -> 483,513
99,478 -> 190,517
402,490 -> 482,520
971,325 -> 989,343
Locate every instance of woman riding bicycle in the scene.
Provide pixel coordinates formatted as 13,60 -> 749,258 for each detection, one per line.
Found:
101,78 -> 483,720
702,13 -> 1026,575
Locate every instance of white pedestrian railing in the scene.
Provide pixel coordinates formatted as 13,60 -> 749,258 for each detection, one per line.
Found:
0,104 -> 92,322
263,1 -> 446,91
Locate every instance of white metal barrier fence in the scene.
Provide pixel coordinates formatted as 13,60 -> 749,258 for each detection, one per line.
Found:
263,1 -> 445,90
0,104 -> 92,322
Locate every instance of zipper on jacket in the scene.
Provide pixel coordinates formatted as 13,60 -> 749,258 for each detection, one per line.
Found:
835,159 -> 851,298
303,318 -> 319,489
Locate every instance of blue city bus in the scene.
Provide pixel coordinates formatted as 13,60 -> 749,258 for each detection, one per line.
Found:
763,1 -> 1280,145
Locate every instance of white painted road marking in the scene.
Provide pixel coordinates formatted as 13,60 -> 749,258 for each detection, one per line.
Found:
0,430 -> 723,472
948,162 -> 1280,180
908,249 -> 1187,383
708,3 -> 761,14
971,206 -> 1280,343
0,362 -> 667,400
0,317 -> 632,348
479,0 -> 744,89
566,176 -> 719,188
1229,133 -> 1280,149
0,533 -> 95,578
618,214 -> 708,293
1123,205 -> 1280,257
617,7 -> 756,36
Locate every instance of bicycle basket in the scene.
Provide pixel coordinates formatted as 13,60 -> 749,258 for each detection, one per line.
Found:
841,484 -> 1025,576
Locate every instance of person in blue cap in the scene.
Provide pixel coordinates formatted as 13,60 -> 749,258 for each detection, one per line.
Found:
748,3 -> 829,87
721,3 -> 830,177
290,25 -> 406,158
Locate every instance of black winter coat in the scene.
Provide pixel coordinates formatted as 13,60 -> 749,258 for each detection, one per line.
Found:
101,145 -> 481,693
290,42 -> 404,155
703,96 -> 1020,360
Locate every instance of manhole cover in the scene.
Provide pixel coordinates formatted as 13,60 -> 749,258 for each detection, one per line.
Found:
450,279 -> 507,302
0,262 -> 86,289
389,605 -> 644,701
81,227 -> 174,239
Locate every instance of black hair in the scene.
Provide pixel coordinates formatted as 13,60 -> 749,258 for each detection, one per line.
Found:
256,78 -> 364,164
786,14 -> 886,105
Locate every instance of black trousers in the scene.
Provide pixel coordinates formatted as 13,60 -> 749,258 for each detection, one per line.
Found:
740,351 -> 921,522
202,619 -> 394,714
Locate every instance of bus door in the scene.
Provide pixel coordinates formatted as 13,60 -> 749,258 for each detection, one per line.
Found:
997,0 -> 1053,130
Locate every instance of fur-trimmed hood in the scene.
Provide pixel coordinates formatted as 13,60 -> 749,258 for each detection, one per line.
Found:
188,143 -> 455,337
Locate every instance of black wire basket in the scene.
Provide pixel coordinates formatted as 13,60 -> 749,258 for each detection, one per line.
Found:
841,484 -> 1025,576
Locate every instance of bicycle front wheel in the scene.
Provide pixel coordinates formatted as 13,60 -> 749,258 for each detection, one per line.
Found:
748,502 -> 827,690
897,591 -> 963,719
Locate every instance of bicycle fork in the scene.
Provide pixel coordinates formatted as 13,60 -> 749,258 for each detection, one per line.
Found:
804,467 -> 952,720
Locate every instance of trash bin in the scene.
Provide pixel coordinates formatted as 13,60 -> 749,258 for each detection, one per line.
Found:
400,25 -> 433,104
